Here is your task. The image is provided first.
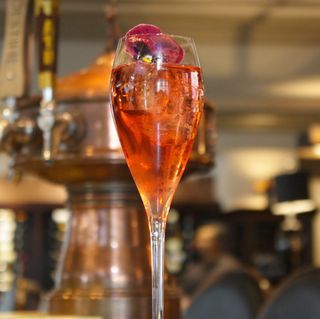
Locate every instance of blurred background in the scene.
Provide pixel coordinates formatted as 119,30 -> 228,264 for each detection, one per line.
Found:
1,0 -> 320,316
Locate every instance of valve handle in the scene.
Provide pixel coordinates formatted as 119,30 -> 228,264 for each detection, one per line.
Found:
0,0 -> 31,99
35,0 -> 60,92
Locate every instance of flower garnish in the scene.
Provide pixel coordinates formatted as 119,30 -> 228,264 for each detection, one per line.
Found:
125,24 -> 184,64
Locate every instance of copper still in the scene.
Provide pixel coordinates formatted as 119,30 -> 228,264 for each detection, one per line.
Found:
0,0 -> 214,318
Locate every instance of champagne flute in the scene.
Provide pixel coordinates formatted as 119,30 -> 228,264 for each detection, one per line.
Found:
110,26 -> 204,319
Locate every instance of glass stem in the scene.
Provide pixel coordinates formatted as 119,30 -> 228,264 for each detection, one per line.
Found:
150,218 -> 166,319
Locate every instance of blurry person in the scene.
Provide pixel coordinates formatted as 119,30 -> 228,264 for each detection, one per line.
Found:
180,222 -> 242,310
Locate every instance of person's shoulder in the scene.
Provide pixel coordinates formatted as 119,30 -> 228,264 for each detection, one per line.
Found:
218,254 -> 242,270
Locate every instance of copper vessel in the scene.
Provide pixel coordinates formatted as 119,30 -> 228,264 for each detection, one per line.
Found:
11,52 -> 180,318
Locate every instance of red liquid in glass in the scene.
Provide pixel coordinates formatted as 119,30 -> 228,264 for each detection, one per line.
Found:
111,62 -> 204,219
